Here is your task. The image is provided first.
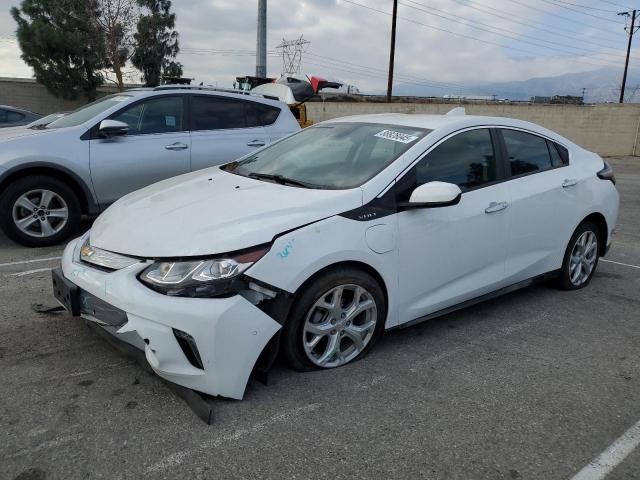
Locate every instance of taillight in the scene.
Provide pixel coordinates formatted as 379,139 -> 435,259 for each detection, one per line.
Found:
597,160 -> 616,185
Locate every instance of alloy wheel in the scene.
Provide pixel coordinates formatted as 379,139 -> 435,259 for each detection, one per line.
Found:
302,284 -> 378,368
569,230 -> 598,286
11,189 -> 68,238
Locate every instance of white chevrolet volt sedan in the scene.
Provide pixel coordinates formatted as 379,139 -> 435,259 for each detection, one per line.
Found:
52,111 -> 619,400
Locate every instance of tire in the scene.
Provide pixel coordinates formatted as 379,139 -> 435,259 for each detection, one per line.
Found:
557,221 -> 601,290
0,176 -> 81,247
281,267 -> 386,371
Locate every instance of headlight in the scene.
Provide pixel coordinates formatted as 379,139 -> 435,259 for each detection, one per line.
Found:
139,245 -> 270,297
79,235 -> 140,270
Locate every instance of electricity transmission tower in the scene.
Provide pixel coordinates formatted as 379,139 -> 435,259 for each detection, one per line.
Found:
618,9 -> 639,103
276,35 -> 310,75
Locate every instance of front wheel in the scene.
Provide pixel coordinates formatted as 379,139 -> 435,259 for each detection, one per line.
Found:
281,268 -> 386,371
0,176 -> 81,247
557,221 -> 601,290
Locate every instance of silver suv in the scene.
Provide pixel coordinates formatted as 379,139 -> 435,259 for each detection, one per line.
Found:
0,86 -> 300,246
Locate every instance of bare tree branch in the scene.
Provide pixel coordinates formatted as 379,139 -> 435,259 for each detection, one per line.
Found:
96,0 -> 140,91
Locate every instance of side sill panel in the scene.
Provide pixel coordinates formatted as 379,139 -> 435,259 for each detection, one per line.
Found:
389,270 -> 560,331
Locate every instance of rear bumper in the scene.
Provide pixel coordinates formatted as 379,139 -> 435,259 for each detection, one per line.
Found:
56,238 -> 281,399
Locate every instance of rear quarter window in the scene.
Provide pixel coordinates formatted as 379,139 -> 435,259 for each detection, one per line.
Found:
245,103 -> 280,127
553,142 -> 570,165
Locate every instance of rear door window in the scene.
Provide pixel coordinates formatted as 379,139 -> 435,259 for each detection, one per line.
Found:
502,129 -> 554,176
191,96 -> 246,130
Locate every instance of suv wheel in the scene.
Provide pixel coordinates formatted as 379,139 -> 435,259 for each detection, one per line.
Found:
0,176 -> 81,247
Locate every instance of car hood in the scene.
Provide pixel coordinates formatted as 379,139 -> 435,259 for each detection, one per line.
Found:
0,125 -> 55,142
90,167 -> 363,257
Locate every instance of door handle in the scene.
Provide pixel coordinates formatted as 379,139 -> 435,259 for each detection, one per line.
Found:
485,201 -> 508,214
165,142 -> 189,151
247,139 -> 266,147
562,178 -> 578,188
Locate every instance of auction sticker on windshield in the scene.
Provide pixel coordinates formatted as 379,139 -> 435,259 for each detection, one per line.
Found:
374,129 -> 419,144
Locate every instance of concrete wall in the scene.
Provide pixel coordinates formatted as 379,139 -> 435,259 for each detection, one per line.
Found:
306,101 -> 640,157
0,77 -> 126,115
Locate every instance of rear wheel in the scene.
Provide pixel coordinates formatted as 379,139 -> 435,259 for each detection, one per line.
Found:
557,221 -> 600,290
282,268 -> 386,371
0,176 -> 80,247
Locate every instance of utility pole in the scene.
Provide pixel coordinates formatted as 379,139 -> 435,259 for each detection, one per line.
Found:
387,0 -> 398,103
256,0 -> 267,78
618,9 -> 638,103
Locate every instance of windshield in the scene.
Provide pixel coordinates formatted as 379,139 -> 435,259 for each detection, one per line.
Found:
47,94 -> 132,129
226,122 -> 429,189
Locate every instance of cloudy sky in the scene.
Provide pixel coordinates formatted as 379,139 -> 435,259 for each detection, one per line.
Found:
1,0 -> 638,94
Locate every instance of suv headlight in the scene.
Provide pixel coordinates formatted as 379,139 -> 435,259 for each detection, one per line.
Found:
139,245 -> 270,297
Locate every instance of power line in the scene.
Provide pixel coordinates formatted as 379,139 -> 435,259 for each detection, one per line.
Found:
449,0 -> 622,48
536,0 -> 623,23
276,36 -> 311,75
402,0 -> 623,65
601,0 -> 635,9
302,52 -> 559,99
305,53 -> 468,92
509,0 -> 627,35
341,0 -> 631,70
306,51 -> 470,89
302,57 -> 472,94
548,0 -> 619,13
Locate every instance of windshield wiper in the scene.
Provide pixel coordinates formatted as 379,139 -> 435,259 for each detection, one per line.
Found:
248,172 -> 318,189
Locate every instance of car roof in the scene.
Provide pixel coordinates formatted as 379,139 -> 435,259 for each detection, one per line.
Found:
326,113 -> 576,148
124,86 -> 287,109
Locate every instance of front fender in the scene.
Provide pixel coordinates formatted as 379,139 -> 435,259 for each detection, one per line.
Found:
246,215 -> 401,328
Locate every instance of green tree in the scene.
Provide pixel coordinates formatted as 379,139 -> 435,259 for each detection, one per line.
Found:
132,0 -> 182,87
11,0 -> 105,100
161,59 -> 184,83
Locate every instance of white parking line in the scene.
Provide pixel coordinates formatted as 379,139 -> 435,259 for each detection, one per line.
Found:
145,403 -> 322,474
570,418 -> 640,480
601,259 -> 640,270
5,432 -> 84,459
0,256 -> 61,267
7,267 -> 53,277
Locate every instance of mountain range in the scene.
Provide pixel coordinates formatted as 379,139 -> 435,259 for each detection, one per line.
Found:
382,68 -> 640,103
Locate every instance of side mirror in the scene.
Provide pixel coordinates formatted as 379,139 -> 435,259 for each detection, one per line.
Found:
98,119 -> 129,138
399,181 -> 462,209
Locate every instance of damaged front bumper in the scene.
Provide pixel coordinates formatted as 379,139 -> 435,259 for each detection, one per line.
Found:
53,238 -> 282,400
